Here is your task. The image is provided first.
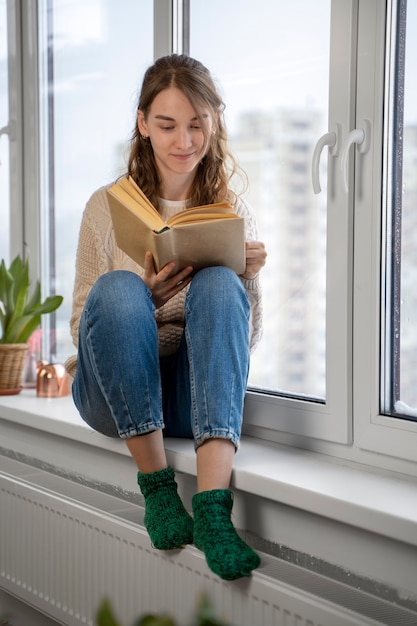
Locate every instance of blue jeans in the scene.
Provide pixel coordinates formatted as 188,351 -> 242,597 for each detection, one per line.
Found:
72,267 -> 250,449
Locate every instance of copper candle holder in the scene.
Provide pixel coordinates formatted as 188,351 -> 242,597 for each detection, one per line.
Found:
36,363 -> 71,398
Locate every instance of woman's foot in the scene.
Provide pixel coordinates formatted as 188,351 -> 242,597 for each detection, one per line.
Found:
192,489 -> 260,580
137,466 -> 194,549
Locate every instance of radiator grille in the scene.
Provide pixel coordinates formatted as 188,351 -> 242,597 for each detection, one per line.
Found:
1,464 -> 416,626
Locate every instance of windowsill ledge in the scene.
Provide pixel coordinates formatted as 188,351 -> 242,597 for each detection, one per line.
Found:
1,389 -> 417,551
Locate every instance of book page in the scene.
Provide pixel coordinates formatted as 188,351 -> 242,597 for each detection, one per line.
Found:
107,183 -> 164,231
121,177 -> 156,211
167,202 -> 235,227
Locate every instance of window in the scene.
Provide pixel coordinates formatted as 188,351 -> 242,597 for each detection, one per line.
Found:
190,0 -> 330,403
37,0 -> 153,361
2,1 -> 417,472
191,0 -> 356,444
353,0 -> 417,465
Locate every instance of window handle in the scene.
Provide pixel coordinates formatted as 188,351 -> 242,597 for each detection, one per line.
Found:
0,123 -> 15,154
0,124 -> 13,166
0,123 -> 14,139
340,120 -> 371,193
312,123 -> 342,194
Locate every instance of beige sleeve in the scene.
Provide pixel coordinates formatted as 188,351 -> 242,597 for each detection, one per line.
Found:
233,197 -> 264,353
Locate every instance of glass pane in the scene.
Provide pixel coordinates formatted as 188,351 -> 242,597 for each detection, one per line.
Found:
38,0 -> 153,362
0,0 -> 10,263
190,0 -> 330,399
384,1 -> 417,419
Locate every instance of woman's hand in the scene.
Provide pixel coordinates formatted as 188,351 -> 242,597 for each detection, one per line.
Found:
143,251 -> 193,309
242,241 -> 267,279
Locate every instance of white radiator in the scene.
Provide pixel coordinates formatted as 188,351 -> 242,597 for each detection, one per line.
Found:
0,462 -> 415,626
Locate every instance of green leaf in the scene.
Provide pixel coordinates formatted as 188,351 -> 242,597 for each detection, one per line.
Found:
9,256 -> 29,312
0,259 -> 12,307
135,615 -> 176,626
25,280 -> 41,311
96,599 -> 122,626
25,294 -> 63,316
3,314 -> 41,344
6,284 -> 29,335
0,261 -> 14,326
196,595 -> 231,626
0,307 -> 5,339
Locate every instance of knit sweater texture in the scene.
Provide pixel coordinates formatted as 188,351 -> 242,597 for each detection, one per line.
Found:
65,184 -> 263,378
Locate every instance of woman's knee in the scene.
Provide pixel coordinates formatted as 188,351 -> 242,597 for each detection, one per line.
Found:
89,270 -> 148,304
189,267 -> 248,312
190,267 -> 244,297
86,271 -> 153,321
191,266 -> 236,286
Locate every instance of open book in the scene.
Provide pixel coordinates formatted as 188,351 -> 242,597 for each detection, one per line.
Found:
107,176 -> 246,274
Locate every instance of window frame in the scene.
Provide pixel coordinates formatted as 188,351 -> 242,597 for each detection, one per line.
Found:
6,0 -> 23,262
243,0 -> 358,445
353,0 -> 417,464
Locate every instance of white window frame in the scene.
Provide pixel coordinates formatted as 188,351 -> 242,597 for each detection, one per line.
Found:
244,0 -> 359,445
6,0 -> 23,261
353,0 -> 417,465
6,0 -> 40,283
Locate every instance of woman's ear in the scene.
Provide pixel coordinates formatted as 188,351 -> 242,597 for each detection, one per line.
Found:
137,110 -> 148,137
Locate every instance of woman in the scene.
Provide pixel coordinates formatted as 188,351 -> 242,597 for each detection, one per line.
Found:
66,54 -> 267,581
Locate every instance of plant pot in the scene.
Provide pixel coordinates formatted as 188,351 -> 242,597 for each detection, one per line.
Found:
0,343 -> 29,394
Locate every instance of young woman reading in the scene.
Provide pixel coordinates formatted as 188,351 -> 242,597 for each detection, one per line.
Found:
66,54 -> 267,581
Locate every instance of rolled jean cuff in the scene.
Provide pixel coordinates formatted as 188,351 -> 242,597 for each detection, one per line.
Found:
193,430 -> 240,451
118,419 -> 165,439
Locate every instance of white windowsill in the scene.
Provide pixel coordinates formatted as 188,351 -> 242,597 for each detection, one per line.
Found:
1,389 -> 417,552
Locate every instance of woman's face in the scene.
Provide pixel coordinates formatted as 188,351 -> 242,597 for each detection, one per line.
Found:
138,87 -> 213,195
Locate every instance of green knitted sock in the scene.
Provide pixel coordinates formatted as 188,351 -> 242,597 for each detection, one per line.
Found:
137,466 -> 194,550
192,489 -> 261,581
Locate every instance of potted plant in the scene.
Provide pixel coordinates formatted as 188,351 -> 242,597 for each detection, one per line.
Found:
0,255 -> 63,394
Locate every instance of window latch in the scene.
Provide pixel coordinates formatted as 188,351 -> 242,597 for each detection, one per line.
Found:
312,123 -> 342,194
340,120 -> 371,193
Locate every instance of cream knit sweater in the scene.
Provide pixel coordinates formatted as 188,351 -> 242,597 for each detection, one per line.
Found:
65,184 -> 263,378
